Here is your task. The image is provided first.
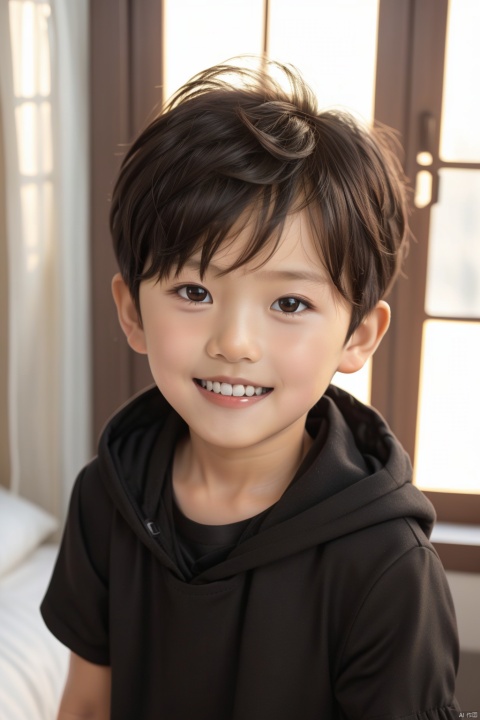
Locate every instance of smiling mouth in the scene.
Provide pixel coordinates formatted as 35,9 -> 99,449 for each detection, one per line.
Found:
194,378 -> 273,397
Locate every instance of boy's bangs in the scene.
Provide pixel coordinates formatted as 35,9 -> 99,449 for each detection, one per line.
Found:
140,182 -> 301,284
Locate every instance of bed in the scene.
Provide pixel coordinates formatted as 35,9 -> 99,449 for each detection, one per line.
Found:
0,488 -> 69,720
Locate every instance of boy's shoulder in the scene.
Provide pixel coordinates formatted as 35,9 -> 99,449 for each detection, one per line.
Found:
320,514 -> 444,624
325,513 -> 436,569
71,457 -> 112,517
317,514 -> 452,661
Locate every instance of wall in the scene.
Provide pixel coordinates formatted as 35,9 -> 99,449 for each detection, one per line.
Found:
448,572 -> 480,653
0,98 -> 10,489
447,572 -> 480,708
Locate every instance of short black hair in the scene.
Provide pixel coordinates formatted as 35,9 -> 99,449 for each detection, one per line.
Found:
110,59 -> 409,338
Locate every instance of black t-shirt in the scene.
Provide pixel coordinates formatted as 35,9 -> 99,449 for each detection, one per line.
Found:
173,499 -> 257,575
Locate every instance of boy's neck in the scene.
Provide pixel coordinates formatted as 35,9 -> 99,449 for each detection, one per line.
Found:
172,419 -> 313,525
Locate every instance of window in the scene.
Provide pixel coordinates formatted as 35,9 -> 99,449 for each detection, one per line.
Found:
414,0 -> 480,495
375,0 -> 480,571
90,0 -> 479,569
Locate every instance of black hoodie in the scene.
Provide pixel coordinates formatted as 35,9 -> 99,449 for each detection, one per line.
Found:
41,385 -> 460,719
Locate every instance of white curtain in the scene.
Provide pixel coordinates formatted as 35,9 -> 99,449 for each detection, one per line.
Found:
0,0 -> 91,519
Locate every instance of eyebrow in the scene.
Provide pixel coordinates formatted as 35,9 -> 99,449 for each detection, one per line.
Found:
183,259 -> 328,285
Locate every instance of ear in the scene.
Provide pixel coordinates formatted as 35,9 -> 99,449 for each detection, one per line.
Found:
111,273 -> 148,355
337,301 -> 390,374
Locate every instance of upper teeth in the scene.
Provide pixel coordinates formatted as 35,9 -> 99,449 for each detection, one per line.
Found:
199,379 -> 269,396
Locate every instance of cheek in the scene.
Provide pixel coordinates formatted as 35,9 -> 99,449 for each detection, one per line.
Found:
270,328 -> 347,404
143,315 -> 204,374
272,324 -> 344,371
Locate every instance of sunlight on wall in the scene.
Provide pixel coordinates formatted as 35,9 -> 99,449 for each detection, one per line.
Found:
9,1 -> 52,275
6,0 -> 91,513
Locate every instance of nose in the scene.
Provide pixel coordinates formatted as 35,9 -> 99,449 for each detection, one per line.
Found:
205,305 -> 262,363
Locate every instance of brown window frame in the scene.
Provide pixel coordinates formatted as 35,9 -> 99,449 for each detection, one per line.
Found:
373,0 -> 480,573
90,0 -> 160,439
90,0 -> 479,572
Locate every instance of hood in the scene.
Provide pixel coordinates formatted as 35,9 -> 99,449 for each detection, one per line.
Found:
98,385 -> 435,583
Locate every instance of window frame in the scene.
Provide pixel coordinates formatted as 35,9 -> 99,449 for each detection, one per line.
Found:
373,0 -> 480,572
90,0 -> 479,571
90,0 -> 159,439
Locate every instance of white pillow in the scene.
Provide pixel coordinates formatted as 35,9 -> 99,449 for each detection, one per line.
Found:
0,486 -> 58,579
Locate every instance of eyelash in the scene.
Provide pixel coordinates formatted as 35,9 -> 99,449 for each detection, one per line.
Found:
171,284 -> 313,316
173,284 -> 212,304
271,297 -> 312,316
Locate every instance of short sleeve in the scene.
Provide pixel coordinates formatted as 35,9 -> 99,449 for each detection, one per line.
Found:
335,545 -> 461,719
40,461 -> 112,665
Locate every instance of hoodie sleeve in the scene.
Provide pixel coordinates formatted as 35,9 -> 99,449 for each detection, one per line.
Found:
335,544 -> 461,719
40,461 -> 112,665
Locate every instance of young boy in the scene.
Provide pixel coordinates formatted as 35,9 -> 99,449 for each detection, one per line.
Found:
42,61 -> 460,719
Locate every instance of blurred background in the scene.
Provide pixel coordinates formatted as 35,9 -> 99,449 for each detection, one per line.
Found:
0,0 -> 478,715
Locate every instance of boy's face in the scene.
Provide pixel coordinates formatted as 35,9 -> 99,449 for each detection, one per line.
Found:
115,210 -> 386,453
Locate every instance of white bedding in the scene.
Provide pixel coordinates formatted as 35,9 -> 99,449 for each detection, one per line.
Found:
0,544 -> 69,720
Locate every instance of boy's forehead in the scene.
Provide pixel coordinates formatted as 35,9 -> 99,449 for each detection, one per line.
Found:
187,207 -> 327,278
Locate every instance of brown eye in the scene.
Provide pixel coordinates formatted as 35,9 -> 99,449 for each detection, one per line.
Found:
272,297 -> 307,313
178,285 -> 211,303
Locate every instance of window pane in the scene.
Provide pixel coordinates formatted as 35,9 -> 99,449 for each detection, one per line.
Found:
332,359 -> 371,405
415,320 -> 480,493
440,0 -> 480,161
269,0 -> 380,120
425,169 -> 480,318
163,0 -> 264,101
